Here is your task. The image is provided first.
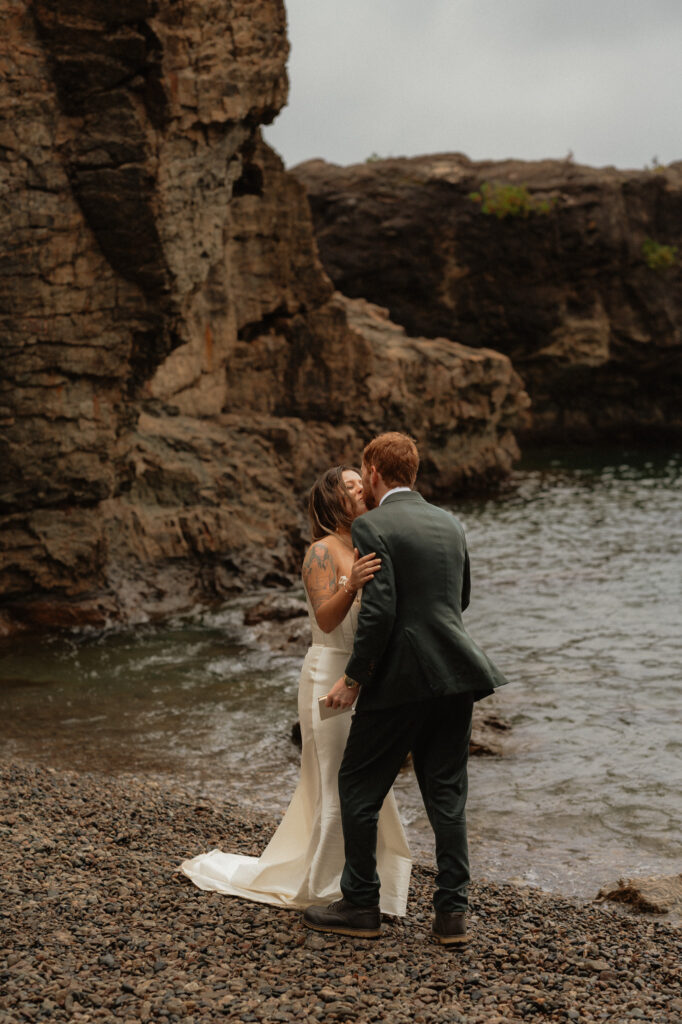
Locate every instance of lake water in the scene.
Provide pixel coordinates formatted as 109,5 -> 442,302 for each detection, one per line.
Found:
1,446 -> 680,901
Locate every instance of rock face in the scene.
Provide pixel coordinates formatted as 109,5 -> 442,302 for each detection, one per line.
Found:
293,154 -> 682,441
0,2 -> 528,632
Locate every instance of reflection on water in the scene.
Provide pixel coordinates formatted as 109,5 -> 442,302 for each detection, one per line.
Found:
1,446 -> 680,899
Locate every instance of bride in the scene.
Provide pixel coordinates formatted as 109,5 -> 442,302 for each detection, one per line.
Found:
180,466 -> 412,915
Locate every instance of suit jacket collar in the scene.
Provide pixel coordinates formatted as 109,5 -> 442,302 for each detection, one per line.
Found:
380,489 -> 425,507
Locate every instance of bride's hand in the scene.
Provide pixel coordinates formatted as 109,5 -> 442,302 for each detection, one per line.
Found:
326,675 -> 357,709
348,548 -> 381,593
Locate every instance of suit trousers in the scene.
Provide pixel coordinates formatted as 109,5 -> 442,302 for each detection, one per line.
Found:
338,693 -> 473,913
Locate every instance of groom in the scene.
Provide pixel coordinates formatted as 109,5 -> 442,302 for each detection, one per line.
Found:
303,431 -> 508,945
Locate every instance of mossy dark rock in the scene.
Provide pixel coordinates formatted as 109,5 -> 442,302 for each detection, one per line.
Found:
294,154 -> 682,442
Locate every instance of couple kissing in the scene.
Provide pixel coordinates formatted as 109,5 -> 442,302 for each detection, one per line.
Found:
181,431 -> 508,947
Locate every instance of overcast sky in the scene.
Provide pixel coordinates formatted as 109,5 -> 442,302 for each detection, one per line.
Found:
264,0 -> 682,170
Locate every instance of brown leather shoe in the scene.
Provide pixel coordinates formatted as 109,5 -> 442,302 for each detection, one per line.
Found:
432,910 -> 468,947
303,898 -> 381,938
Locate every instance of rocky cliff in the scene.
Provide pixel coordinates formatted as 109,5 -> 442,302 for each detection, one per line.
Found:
0,2 -> 528,632
294,155 -> 682,441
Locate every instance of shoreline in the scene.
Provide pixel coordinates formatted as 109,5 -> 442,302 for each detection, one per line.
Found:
1,759 -> 680,1023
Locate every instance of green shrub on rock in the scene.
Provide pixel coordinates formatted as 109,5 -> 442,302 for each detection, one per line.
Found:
642,238 -> 678,271
468,181 -> 555,219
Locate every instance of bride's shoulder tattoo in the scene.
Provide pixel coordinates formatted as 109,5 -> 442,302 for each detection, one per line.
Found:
303,542 -> 331,573
302,542 -> 337,611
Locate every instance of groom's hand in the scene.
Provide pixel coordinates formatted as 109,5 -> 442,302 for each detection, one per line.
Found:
325,675 -> 358,709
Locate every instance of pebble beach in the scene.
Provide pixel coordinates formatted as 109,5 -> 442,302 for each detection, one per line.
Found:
1,760 -> 680,1024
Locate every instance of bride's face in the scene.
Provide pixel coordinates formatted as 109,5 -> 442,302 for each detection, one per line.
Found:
342,470 -> 367,516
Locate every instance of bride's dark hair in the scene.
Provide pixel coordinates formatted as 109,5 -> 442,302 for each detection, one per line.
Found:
308,466 -> 360,540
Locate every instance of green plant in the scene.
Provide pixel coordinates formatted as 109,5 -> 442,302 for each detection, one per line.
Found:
642,238 -> 678,270
468,181 -> 556,219
365,152 -> 383,163
644,156 -> 667,174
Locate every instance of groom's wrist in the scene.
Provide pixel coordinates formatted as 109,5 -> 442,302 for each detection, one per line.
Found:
344,675 -> 360,690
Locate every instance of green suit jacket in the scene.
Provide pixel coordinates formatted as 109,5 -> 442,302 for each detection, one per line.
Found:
346,490 -> 508,709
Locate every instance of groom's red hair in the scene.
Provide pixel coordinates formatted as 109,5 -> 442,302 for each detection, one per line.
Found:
362,432 -> 419,488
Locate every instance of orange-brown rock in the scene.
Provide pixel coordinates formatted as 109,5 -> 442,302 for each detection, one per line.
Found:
0,2 -> 528,632
294,154 -> 682,441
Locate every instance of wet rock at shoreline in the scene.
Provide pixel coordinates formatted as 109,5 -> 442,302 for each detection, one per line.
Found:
469,705 -> 512,756
596,874 -> 682,917
245,595 -> 312,657
244,595 -> 309,626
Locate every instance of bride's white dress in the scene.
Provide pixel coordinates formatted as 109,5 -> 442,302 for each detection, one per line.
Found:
180,596 -> 412,915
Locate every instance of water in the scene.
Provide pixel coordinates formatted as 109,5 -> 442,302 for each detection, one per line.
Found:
1,446 -> 680,900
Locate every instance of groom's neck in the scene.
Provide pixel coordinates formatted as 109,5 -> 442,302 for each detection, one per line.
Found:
372,477 -> 394,505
